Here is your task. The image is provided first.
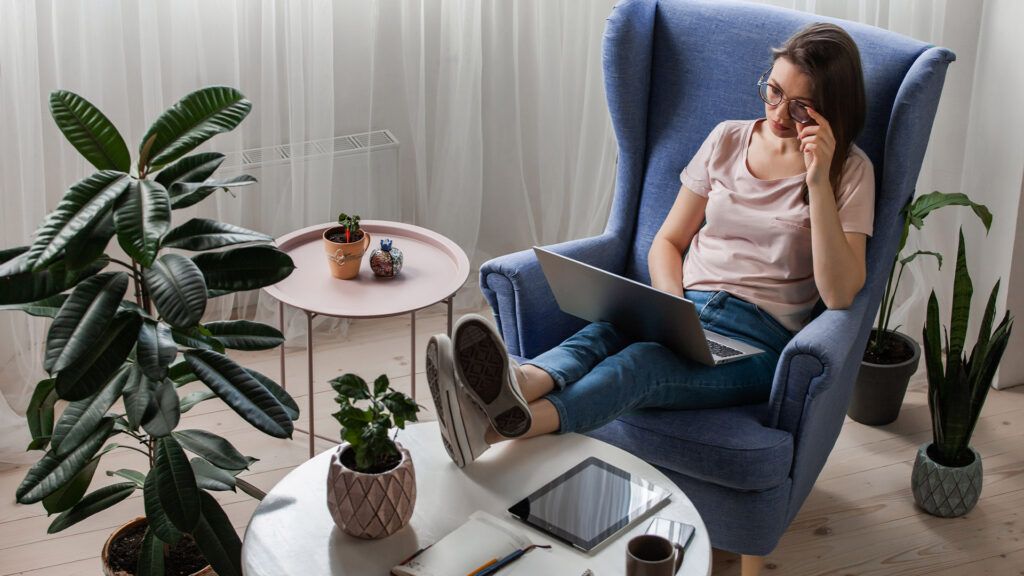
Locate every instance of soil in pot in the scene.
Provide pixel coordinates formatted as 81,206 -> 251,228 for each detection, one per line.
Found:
108,521 -> 207,576
325,229 -> 364,244
339,445 -> 401,474
864,330 -> 914,364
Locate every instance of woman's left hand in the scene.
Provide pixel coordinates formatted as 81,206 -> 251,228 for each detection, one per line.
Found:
798,107 -> 835,188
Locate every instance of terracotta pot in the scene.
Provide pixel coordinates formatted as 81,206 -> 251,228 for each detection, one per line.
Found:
323,227 -> 371,279
102,517 -> 214,576
848,330 -> 920,426
326,443 -> 416,539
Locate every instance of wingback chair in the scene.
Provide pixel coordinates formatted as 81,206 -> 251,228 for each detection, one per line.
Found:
478,0 -> 954,571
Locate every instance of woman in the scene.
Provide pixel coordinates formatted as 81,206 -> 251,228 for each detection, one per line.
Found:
427,23 -> 874,468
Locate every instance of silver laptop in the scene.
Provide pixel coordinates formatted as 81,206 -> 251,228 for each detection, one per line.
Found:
534,247 -> 763,366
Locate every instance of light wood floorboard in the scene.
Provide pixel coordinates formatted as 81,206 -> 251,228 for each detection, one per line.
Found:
2,303 -> 1022,575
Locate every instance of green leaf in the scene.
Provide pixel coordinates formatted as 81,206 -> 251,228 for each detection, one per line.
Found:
0,293 -> 68,318
382,391 -> 420,429
162,218 -> 272,251
946,230 -> 973,389
65,209 -> 115,271
138,321 -> 178,381
329,373 -> 370,400
44,271 -> 129,374
899,250 -> 943,269
51,365 -> 129,456
192,245 -> 295,291
190,457 -> 237,491
55,310 -> 141,401
114,180 -> 171,267
172,429 -> 252,471
42,456 -> 100,514
142,379 -> 181,438
16,418 -> 115,504
908,191 -> 993,233
140,86 -> 251,170
168,360 -> 200,385
373,374 -> 390,397
0,252 -> 108,306
49,90 -> 131,172
136,528 -> 166,576
106,468 -> 147,488
26,379 -> 58,451
124,365 -> 156,430
143,468 -> 182,544
179,389 -> 217,413
47,482 -> 135,534
144,253 -> 208,329
245,367 -> 299,421
184,350 -> 293,438
24,171 -> 130,269
168,174 -> 257,210
170,324 -> 225,353
191,491 -> 243,576
155,152 -> 225,188
154,436 -> 201,532
205,320 -> 284,351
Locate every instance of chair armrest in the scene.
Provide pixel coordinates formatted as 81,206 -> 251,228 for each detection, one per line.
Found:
479,233 -> 629,358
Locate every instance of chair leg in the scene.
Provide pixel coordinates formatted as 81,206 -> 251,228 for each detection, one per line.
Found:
741,555 -> 765,576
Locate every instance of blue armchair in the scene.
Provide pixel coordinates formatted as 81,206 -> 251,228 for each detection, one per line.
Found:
478,0 -> 954,563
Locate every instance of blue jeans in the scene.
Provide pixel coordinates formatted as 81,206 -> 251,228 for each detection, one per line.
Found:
526,290 -> 795,433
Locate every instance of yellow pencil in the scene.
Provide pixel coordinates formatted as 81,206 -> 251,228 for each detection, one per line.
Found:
467,558 -> 498,576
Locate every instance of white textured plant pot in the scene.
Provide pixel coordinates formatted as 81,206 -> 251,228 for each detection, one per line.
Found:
911,443 -> 983,518
326,443 -> 416,539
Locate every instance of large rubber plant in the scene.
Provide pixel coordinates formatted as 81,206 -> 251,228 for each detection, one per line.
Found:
1,86 -> 299,576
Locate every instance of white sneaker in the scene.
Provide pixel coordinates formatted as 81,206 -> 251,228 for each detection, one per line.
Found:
452,314 -> 532,438
426,334 -> 491,468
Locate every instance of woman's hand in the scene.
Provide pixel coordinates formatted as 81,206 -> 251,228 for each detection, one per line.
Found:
798,107 -> 835,188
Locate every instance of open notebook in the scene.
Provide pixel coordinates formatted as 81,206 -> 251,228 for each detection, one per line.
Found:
391,511 -> 582,576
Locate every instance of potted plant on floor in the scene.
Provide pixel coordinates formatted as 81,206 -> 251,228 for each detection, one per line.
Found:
911,229 -> 1013,517
326,373 -> 420,539
849,191 -> 991,425
323,212 -> 371,279
2,86 -> 300,576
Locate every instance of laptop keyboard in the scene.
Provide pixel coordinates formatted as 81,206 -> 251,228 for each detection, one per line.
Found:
708,340 -> 743,358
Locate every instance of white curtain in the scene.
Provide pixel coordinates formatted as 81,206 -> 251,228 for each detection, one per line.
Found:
0,0 -> 617,464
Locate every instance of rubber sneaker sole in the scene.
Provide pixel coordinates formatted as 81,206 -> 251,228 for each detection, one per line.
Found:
426,335 -> 467,468
453,315 -> 531,438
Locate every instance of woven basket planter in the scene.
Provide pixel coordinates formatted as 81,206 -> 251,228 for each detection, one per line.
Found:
911,443 -> 983,518
326,443 -> 416,539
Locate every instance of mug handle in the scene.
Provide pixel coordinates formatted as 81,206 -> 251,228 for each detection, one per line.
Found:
672,543 -> 684,575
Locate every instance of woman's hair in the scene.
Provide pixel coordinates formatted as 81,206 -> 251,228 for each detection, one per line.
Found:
773,23 -> 866,197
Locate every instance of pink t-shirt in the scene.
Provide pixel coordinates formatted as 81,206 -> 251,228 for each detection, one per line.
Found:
679,119 -> 875,331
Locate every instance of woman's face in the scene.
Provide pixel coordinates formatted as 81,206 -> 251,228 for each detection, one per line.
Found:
763,57 -> 815,139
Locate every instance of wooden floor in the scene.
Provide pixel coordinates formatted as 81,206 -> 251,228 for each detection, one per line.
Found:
1,303 -> 1022,575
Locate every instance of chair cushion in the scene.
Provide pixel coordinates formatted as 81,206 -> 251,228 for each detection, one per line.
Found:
586,404 -> 793,491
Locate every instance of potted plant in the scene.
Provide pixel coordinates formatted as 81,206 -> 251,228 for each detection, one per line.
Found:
911,229 -> 1013,517
323,212 -> 371,279
2,86 -> 300,576
326,373 -> 420,539
849,191 -> 992,425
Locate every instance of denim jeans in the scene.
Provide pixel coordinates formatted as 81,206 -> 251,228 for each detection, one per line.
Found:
526,290 -> 795,434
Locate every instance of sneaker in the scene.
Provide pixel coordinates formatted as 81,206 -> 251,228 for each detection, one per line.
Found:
452,314 -> 532,438
425,334 -> 491,468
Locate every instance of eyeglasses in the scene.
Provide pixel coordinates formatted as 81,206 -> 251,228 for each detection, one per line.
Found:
757,68 -> 814,124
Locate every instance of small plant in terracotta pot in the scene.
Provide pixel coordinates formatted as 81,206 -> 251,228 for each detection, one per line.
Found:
326,373 -> 420,539
323,213 -> 371,279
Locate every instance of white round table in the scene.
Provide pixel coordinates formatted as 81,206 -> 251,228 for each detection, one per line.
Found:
242,422 -> 711,575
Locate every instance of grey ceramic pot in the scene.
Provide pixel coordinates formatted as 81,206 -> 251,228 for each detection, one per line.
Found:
848,330 -> 920,426
911,443 -> 983,518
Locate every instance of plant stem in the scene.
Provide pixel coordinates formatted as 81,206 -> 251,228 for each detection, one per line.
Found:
118,444 -> 151,458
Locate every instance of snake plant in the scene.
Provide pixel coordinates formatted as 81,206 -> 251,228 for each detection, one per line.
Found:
1,87 -> 299,576
922,229 -> 1013,467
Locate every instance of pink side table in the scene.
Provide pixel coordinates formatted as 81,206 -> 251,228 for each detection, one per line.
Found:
263,221 -> 470,457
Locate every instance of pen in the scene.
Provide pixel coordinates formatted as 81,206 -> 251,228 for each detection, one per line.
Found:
467,558 -> 497,576
476,544 -> 551,576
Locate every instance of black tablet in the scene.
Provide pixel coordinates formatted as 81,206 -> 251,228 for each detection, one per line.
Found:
507,457 -> 671,553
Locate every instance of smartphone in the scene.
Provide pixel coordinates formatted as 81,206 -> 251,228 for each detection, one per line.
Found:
645,517 -> 695,550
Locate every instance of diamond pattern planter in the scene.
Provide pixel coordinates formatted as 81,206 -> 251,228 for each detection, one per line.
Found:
911,443 -> 982,518
326,443 -> 416,539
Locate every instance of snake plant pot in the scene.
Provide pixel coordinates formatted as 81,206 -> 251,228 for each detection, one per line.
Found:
323,227 -> 371,279
326,443 -> 416,539
102,517 -> 214,576
911,443 -> 983,518
848,330 -> 920,426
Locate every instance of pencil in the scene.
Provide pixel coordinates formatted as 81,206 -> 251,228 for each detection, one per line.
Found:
467,558 -> 498,576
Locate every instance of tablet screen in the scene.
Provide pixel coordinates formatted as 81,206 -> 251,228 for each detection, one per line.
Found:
507,457 -> 671,552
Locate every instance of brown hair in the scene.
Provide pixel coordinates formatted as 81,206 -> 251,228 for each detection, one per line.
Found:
773,23 -> 866,197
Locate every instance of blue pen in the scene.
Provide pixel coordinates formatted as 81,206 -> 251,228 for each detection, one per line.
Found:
476,544 -> 551,576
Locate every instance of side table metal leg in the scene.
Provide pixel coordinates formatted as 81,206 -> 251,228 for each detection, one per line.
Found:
447,296 -> 454,336
279,300 -> 287,391
306,311 -> 316,458
410,310 -> 416,401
